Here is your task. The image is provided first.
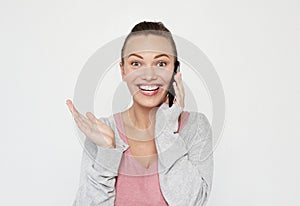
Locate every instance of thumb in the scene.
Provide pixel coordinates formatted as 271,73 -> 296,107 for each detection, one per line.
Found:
164,94 -> 169,105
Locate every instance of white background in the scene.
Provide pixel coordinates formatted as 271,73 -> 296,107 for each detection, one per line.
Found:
1,0 -> 299,205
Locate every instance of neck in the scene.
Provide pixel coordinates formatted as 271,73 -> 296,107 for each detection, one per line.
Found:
128,103 -> 159,130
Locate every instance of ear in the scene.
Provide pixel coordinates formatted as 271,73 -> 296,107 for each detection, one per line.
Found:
119,62 -> 125,81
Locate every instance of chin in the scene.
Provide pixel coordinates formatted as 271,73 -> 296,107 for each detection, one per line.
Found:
133,93 -> 166,109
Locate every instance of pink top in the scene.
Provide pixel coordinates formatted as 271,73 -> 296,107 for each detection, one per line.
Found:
113,111 -> 190,206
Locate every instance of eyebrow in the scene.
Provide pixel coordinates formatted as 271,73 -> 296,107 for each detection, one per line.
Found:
127,53 -> 170,59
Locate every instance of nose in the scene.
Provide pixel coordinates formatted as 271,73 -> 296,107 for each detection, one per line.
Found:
141,67 -> 158,81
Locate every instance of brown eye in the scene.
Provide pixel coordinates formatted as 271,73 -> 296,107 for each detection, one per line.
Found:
157,61 -> 167,67
131,61 -> 141,67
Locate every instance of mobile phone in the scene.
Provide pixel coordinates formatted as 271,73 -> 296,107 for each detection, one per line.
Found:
167,60 -> 180,107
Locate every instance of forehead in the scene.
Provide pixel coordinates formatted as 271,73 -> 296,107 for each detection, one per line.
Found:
123,34 -> 174,58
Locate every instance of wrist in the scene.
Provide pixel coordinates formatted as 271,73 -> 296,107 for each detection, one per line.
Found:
97,142 -> 116,149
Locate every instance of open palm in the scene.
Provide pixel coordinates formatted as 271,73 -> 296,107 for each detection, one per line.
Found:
66,99 -> 115,148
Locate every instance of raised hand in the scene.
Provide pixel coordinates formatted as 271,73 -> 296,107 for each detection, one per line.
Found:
66,99 -> 116,148
164,71 -> 185,108
157,71 -> 185,134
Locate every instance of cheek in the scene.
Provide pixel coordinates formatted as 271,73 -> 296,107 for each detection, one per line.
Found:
125,81 -> 139,96
123,68 -> 138,83
123,71 -> 140,95
160,72 -> 173,87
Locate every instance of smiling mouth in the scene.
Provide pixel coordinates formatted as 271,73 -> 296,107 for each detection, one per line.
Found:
137,84 -> 161,91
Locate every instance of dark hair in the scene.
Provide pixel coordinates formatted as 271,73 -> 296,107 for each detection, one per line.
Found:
120,21 -> 178,65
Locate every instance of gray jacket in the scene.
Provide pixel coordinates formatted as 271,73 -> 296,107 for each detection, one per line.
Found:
73,103 -> 214,206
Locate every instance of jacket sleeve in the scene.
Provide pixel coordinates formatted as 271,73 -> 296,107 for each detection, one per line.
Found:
72,117 -> 124,206
155,111 -> 214,206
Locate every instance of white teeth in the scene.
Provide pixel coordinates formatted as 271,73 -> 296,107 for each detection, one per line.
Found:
139,85 -> 159,91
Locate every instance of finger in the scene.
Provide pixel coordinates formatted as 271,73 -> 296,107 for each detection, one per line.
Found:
178,72 -> 185,96
173,96 -> 181,108
173,82 -> 181,104
66,99 -> 73,106
77,112 -> 93,128
74,114 -> 88,132
67,101 -> 79,118
71,104 -> 91,128
174,76 -> 185,107
86,112 -> 112,137
173,81 -> 182,100
175,72 -> 185,97
86,112 -> 106,127
86,112 -> 109,129
86,112 -> 98,123
173,81 -> 184,107
73,112 -> 87,129
68,102 -> 91,128
173,96 -> 177,104
67,100 -> 91,133
66,100 -> 75,115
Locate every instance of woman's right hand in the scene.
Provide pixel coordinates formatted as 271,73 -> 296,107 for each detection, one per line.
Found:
66,99 -> 116,148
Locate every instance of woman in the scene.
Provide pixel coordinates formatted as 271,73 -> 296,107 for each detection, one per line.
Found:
66,21 -> 213,206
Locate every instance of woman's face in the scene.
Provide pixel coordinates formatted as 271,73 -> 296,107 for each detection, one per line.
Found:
120,34 -> 175,108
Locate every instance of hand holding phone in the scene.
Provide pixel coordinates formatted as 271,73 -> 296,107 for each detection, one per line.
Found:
167,60 -> 180,107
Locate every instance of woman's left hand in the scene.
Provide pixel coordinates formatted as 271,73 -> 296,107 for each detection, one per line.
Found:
164,72 -> 185,108
155,72 -> 185,134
